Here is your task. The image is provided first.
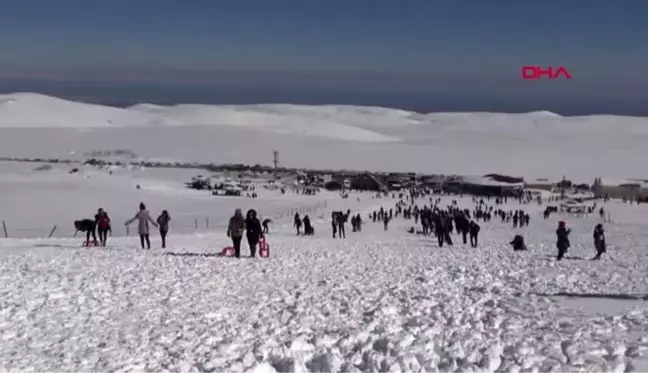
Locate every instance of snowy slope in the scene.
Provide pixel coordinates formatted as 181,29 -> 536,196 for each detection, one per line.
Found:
1,191 -> 648,372
1,93 -> 648,179
0,93 -> 181,128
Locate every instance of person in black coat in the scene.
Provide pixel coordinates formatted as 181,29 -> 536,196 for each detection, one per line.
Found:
74,219 -> 97,245
246,209 -> 263,257
592,223 -> 606,260
469,220 -> 480,248
556,221 -> 571,261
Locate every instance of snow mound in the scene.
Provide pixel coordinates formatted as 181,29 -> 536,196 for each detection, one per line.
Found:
0,93 -> 181,128
129,103 -> 402,142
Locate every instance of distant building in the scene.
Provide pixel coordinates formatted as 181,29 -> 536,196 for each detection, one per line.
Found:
592,178 -> 648,200
459,175 -> 524,196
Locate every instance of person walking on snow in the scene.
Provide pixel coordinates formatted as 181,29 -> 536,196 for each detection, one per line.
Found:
592,223 -> 606,260
227,208 -> 246,258
294,213 -> 302,235
556,221 -> 571,261
125,202 -> 158,249
469,220 -> 480,248
245,209 -> 263,257
95,208 -> 111,247
156,210 -> 171,249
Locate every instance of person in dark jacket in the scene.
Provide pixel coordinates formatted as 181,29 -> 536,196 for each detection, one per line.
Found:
227,208 -> 246,258
510,234 -> 527,251
74,218 -> 97,245
592,223 -> 606,260
469,220 -> 480,248
262,218 -> 272,234
95,208 -> 111,246
156,210 -> 171,249
556,221 -> 571,261
294,213 -> 302,235
245,209 -> 263,257
331,212 -> 338,238
303,215 -> 314,235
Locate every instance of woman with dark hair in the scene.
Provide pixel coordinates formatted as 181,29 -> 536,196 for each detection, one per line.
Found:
227,208 -> 246,258
125,202 -> 158,249
245,209 -> 263,257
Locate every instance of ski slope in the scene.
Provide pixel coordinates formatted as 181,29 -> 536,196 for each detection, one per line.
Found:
1,93 -> 648,179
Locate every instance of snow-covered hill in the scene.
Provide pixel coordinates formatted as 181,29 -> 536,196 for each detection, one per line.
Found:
1,92 -> 648,179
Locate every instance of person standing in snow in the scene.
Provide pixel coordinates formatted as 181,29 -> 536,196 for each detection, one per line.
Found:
156,210 -> 171,249
556,221 -> 571,261
125,202 -> 158,249
331,212 -> 338,238
227,208 -> 246,258
95,208 -> 111,247
294,213 -> 302,235
592,223 -> 606,260
245,209 -> 263,257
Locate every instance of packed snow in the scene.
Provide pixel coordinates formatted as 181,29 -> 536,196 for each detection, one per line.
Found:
1,93 -> 648,179
1,92 -> 648,372
1,180 -> 648,371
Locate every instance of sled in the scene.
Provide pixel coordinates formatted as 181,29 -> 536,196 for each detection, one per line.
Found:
259,238 -> 270,258
221,246 -> 235,256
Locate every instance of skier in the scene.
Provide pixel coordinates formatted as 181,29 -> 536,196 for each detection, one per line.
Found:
125,202 -> 158,250
331,212 -> 338,238
95,208 -> 111,247
156,210 -> 171,249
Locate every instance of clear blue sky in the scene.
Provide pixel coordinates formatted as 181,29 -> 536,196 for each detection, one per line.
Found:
1,0 -> 647,114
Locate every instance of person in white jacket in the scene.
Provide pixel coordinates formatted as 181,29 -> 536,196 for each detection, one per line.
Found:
125,202 -> 158,249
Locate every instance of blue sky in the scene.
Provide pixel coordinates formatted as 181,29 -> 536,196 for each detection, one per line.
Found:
1,0 -> 647,113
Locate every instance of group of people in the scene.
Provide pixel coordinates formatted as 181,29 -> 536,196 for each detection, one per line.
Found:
74,203 -> 171,249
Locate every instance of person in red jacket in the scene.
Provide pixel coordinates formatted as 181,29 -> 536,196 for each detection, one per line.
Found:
95,208 -> 111,247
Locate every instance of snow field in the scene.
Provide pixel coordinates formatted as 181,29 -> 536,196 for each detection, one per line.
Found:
0,162 -> 346,239
1,195 -> 647,372
2,93 -> 648,179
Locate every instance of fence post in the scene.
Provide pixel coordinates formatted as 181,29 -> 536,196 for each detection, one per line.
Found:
2,220 -> 7,238
195,218 -> 198,230
206,217 -> 209,229
48,225 -> 57,238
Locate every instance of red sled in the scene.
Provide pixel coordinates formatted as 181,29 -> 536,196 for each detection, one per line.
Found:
221,246 -> 235,256
259,238 -> 270,258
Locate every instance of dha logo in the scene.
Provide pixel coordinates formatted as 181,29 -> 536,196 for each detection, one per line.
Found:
522,66 -> 571,80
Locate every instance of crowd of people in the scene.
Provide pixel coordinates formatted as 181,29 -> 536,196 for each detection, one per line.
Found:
72,185 -> 611,262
